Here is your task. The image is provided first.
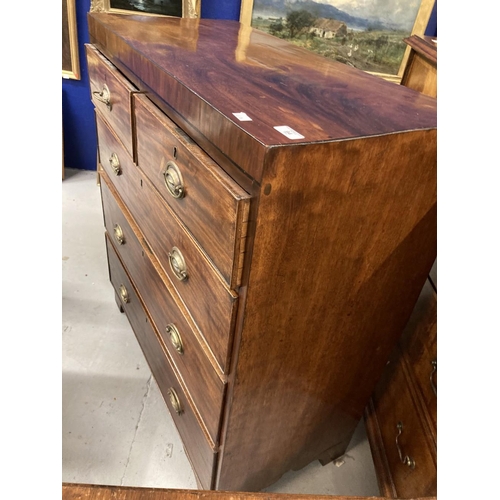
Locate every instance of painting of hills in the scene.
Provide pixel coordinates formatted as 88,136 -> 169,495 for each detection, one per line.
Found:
248,0 -> 424,77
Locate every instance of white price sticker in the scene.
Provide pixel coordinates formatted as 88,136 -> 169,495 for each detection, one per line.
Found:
273,126 -> 305,140
233,112 -> 253,122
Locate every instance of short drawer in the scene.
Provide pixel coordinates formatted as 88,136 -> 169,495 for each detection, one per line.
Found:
370,348 -> 436,498
86,44 -> 138,158
106,237 -> 217,489
101,175 -> 226,445
96,111 -> 136,186
134,94 -> 251,288
399,279 -> 437,434
97,131 -> 238,374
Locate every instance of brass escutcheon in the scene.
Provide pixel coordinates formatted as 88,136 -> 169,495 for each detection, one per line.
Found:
109,152 -> 121,176
92,83 -> 112,110
113,224 -> 125,245
168,247 -> 188,281
166,323 -> 184,355
163,161 -> 185,199
167,387 -> 183,415
119,284 -> 129,304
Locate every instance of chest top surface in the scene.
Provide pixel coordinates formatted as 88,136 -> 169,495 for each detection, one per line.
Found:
88,13 -> 436,150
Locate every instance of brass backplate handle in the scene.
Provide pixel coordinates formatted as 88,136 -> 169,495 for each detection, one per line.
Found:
430,359 -> 437,396
168,247 -> 188,281
109,152 -> 121,176
167,387 -> 183,415
163,161 -> 185,199
113,224 -> 125,245
119,284 -> 129,304
395,422 -> 415,469
166,323 -> 184,355
92,83 -> 112,110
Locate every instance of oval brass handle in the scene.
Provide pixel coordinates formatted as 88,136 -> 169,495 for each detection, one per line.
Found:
166,324 -> 184,355
167,387 -> 183,415
119,284 -> 129,304
430,359 -> 437,396
109,153 -> 121,176
92,83 -> 112,110
163,161 -> 185,199
113,224 -> 125,245
168,247 -> 188,281
395,422 -> 415,469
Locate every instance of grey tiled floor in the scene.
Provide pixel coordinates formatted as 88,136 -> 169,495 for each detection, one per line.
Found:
62,168 -> 380,495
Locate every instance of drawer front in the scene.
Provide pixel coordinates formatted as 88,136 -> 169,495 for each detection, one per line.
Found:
86,44 -> 137,158
399,279 -> 437,433
106,237 -> 217,490
101,176 -> 226,444
134,94 -> 251,288
96,117 -> 237,373
371,349 -> 436,498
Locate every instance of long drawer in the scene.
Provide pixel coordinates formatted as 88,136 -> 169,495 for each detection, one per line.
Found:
96,112 -> 238,373
134,94 -> 251,288
106,235 -> 217,490
86,44 -> 138,159
101,174 -> 226,445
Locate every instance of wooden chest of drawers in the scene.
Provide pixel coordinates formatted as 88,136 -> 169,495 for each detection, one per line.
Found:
86,12 -> 437,492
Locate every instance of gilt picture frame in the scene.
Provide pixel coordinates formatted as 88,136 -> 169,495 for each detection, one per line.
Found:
240,0 -> 435,83
90,0 -> 201,18
62,0 -> 81,80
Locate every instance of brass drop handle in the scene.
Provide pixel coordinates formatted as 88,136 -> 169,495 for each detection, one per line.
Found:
166,324 -> 184,355
430,359 -> 437,396
92,83 -> 112,110
395,422 -> 415,469
109,153 -> 121,176
167,387 -> 183,415
168,247 -> 188,281
113,224 -> 125,245
119,284 -> 129,304
163,161 -> 185,199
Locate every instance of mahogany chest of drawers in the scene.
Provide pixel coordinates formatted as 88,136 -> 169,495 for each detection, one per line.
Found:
86,12 -> 437,492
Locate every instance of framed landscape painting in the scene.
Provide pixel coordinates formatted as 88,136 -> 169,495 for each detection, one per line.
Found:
90,0 -> 200,18
240,0 -> 435,82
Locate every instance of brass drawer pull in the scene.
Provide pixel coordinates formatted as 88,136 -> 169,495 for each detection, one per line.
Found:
119,284 -> 129,304
92,83 -> 112,110
163,161 -> 185,199
167,387 -> 183,415
430,359 -> 437,396
109,153 -> 121,176
113,224 -> 125,245
166,323 -> 184,355
395,422 -> 415,469
168,247 -> 188,281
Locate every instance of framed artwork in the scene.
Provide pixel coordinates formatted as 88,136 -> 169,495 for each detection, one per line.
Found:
240,0 -> 435,82
62,0 -> 81,80
90,0 -> 201,18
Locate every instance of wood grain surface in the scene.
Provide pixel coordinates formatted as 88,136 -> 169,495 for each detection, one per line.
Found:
101,176 -> 226,445
216,130 -> 436,490
62,483 -> 436,500
87,13 -> 436,182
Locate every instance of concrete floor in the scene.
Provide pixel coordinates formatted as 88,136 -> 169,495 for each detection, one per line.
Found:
62,168 -> 380,496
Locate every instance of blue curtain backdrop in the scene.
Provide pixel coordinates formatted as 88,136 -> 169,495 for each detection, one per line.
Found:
62,0 -> 436,171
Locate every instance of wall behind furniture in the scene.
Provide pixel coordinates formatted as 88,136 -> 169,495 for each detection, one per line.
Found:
62,0 -> 436,172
